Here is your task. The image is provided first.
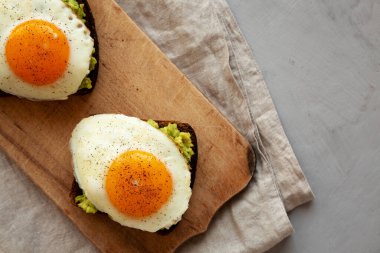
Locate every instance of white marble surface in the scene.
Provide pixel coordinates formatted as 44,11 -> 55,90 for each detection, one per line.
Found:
226,0 -> 380,252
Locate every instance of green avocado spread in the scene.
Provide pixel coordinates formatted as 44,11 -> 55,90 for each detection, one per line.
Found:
75,193 -> 97,214
62,0 -> 86,22
62,0 -> 97,90
74,120 -> 195,214
147,119 -> 195,163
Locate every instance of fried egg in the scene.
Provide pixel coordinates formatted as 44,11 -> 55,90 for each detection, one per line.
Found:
70,114 -> 192,232
0,0 -> 94,100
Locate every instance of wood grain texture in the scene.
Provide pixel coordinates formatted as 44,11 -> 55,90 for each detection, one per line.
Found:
0,0 -> 253,252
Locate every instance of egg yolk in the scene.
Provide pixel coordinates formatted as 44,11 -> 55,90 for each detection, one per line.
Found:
106,150 -> 173,218
5,20 -> 70,86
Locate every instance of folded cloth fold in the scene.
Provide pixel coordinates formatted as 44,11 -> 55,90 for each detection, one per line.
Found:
0,0 -> 313,252
116,0 -> 314,252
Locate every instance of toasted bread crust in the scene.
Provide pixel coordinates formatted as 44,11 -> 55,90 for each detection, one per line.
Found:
70,120 -> 198,224
76,0 -> 99,95
0,0 -> 99,98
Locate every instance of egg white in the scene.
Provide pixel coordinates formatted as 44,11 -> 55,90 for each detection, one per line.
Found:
0,0 -> 94,100
70,114 -> 192,232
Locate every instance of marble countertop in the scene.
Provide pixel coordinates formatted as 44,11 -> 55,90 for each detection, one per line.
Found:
227,0 -> 380,252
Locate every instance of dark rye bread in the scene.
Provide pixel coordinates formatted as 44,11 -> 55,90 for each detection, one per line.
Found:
69,120 -> 198,233
0,0 -> 99,97
75,0 -> 99,95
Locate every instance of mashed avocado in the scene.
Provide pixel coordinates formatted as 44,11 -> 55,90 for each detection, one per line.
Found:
79,77 -> 92,90
62,0 -> 86,22
89,52 -> 97,71
147,119 -> 195,163
62,0 -> 97,90
75,193 -> 97,214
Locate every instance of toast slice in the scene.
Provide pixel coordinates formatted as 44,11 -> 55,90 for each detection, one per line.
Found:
69,120 -> 198,233
0,0 -> 99,97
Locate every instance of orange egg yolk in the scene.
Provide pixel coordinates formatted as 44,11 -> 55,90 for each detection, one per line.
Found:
5,20 -> 70,86
106,150 -> 173,218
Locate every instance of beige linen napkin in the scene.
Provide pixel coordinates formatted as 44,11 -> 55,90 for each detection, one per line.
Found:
117,0 -> 314,252
0,0 -> 313,252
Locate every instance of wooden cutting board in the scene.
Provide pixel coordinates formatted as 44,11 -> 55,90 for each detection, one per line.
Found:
0,0 -> 253,252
